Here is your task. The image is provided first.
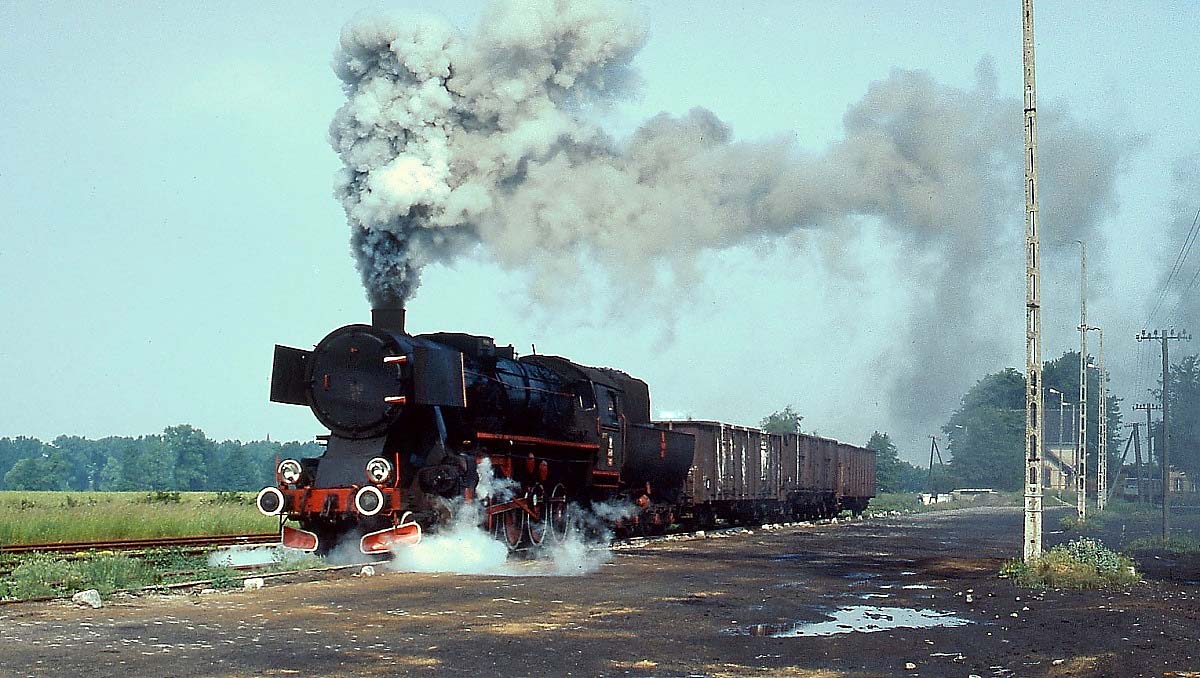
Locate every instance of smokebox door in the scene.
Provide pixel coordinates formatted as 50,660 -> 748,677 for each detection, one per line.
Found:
270,344 -> 311,406
413,345 -> 467,408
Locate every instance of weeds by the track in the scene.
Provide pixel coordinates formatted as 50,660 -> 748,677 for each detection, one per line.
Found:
0,546 -> 325,602
0,491 -> 276,545
1125,534 -> 1200,555
1001,537 -> 1140,589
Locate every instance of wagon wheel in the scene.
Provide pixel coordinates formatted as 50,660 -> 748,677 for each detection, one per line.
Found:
503,508 -> 525,550
526,483 -> 548,547
548,483 -> 570,542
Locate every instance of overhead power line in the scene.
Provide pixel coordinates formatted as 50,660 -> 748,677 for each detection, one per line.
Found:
1148,207 -> 1200,324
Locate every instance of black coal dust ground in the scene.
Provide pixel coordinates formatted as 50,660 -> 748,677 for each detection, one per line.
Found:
2,506 -> 1198,677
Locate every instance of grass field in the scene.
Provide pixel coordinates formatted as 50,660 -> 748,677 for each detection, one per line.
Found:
0,491 -> 277,545
864,491 -> 1021,516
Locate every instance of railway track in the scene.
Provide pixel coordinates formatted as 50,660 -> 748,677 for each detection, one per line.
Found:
0,532 -> 279,555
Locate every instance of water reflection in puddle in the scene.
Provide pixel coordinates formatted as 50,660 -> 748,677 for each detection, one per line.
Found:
736,606 -> 971,637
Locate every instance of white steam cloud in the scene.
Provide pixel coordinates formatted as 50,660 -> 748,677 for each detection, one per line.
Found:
329,0 -> 1132,443
387,457 -> 633,576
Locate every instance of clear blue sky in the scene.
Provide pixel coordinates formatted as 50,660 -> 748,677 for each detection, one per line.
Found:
2,1 -> 1197,463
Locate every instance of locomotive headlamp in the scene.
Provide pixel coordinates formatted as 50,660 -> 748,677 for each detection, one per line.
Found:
256,487 -> 285,516
278,459 -> 303,485
366,457 -> 393,483
355,485 -> 385,516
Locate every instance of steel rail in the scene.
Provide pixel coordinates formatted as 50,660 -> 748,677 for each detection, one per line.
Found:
0,533 -> 278,555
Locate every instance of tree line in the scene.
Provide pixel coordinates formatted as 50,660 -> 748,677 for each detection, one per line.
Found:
0,425 -> 322,492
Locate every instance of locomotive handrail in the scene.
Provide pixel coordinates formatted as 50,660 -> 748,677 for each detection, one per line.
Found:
475,432 -> 599,450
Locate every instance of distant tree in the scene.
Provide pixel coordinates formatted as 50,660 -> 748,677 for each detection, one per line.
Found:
943,368 -> 1025,491
864,432 -> 927,492
867,431 -> 900,492
97,437 -> 139,490
1159,353 -> 1200,477
99,435 -> 174,491
51,435 -> 109,491
760,406 -> 803,435
138,435 -> 175,490
212,440 -> 251,490
3,451 -> 70,491
163,425 -> 215,491
0,436 -> 47,489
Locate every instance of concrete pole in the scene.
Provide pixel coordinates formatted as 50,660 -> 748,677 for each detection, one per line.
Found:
1076,242 -> 1087,522
1136,330 -> 1190,540
1021,0 -> 1045,562
1096,329 -> 1107,511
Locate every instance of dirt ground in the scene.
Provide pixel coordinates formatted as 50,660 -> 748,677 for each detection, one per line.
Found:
1,505 -> 1197,677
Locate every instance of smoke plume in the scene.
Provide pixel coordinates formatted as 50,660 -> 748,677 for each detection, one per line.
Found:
329,0 -> 1132,442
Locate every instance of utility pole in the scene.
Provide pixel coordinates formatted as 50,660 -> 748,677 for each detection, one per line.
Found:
1136,329 -> 1191,540
1108,424 -> 1138,503
1125,422 -> 1143,503
1133,403 -> 1159,504
927,435 -> 945,490
1076,240 -> 1088,523
1096,329 -> 1108,510
1021,0 -> 1045,562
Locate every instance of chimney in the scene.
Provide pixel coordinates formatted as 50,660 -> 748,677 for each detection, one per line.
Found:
371,307 -> 406,333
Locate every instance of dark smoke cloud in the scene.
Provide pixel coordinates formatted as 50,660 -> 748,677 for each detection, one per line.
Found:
328,0 -> 1134,442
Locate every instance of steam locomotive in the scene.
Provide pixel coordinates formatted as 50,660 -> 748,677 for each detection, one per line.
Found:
256,309 -> 874,555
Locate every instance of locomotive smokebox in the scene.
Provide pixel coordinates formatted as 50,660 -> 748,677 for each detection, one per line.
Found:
371,307 -> 405,333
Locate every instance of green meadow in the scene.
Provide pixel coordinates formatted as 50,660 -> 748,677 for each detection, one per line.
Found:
0,491 -> 277,545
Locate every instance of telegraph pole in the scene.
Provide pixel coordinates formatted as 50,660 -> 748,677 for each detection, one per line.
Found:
1021,0 -> 1045,562
1076,240 -> 1088,522
1121,422 -> 1141,502
1133,403 -> 1159,505
1096,329 -> 1108,510
1136,329 -> 1191,540
927,435 -> 945,489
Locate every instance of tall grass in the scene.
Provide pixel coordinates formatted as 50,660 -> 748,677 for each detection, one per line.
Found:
0,491 -> 277,545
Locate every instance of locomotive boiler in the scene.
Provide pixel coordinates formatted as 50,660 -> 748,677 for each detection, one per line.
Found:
257,308 -> 694,555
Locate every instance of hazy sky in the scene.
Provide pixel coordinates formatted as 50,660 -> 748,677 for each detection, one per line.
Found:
2,1 -> 1198,464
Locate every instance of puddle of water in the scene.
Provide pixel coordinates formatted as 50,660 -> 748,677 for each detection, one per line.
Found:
736,606 -> 971,637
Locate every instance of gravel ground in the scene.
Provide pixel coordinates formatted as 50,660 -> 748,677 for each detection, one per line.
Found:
1,505 -> 1197,677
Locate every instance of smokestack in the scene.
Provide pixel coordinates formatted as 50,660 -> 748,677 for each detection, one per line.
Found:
371,307 -> 406,333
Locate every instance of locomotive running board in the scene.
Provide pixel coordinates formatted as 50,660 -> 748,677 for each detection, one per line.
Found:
360,519 -> 422,554
281,525 -> 319,552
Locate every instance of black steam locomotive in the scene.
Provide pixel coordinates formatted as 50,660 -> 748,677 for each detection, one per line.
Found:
257,309 -> 875,555
257,308 -> 694,554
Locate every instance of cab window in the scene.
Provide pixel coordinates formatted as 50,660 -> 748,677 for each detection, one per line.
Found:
598,388 -> 620,426
575,382 -> 596,411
